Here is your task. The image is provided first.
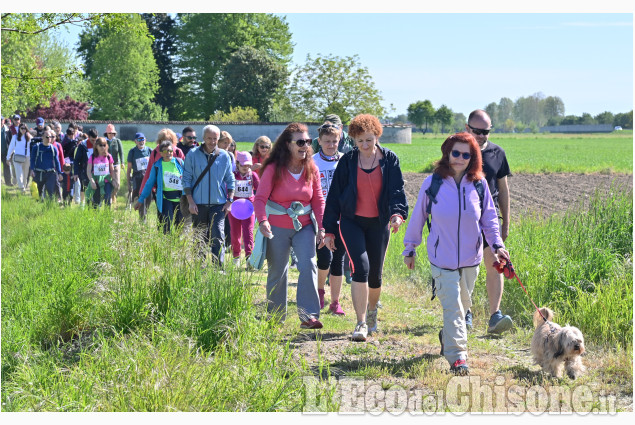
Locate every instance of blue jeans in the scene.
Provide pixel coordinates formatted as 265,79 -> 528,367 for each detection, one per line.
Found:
159,198 -> 183,234
35,170 -> 58,200
192,203 -> 226,266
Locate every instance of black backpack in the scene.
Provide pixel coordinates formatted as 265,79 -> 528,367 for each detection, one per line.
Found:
425,173 -> 485,231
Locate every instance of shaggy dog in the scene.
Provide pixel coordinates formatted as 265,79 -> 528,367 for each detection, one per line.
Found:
531,307 -> 585,379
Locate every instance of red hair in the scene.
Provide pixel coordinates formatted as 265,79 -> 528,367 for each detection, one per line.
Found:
260,123 -> 316,185
433,132 -> 483,182
348,114 -> 383,138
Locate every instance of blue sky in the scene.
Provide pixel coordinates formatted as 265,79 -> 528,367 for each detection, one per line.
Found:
53,11 -> 633,118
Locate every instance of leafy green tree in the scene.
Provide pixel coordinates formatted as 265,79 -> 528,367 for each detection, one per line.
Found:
451,112 -> 467,133
614,110 -> 633,129
543,96 -> 565,121
503,118 -> 516,133
210,106 -> 260,122
142,13 -> 179,119
288,54 -> 385,122
216,46 -> 287,122
2,13 -> 145,113
435,104 -> 453,133
594,111 -> 614,125
577,113 -> 596,125
497,97 -> 514,124
88,14 -> 164,120
175,13 -> 292,120
484,102 -> 498,125
407,100 -> 435,133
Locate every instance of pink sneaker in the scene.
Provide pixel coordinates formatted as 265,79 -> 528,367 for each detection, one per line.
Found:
329,301 -> 345,315
300,318 -> 323,329
318,288 -> 325,309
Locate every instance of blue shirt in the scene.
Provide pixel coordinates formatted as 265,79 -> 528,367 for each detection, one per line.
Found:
182,146 -> 235,205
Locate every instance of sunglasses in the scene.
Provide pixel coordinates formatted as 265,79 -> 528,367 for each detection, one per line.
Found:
97,144 -> 107,147
186,136 -> 197,140
136,138 -> 146,142
467,124 -> 491,136
293,139 -> 312,147
451,150 -> 471,160
162,149 -> 174,154
259,145 -> 270,150
46,136 -> 56,139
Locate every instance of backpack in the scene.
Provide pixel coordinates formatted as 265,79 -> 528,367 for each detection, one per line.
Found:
425,173 -> 485,231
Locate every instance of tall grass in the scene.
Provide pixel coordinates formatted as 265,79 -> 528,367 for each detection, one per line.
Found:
1,186 -> 319,411
384,185 -> 633,348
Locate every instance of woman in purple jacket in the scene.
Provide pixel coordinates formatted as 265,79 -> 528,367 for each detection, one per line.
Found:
402,132 -> 510,375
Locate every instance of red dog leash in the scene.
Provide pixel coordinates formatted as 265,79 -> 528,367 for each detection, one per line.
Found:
493,260 -> 548,322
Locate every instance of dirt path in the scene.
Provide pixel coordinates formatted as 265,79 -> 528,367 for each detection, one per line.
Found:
403,172 -> 632,221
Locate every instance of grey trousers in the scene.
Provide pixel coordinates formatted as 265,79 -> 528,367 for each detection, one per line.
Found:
266,224 -> 319,322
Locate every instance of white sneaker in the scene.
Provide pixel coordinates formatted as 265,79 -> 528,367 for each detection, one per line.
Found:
233,258 -> 241,267
351,322 -> 368,342
366,308 -> 378,334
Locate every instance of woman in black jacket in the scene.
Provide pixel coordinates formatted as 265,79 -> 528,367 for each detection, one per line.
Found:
323,114 -> 408,342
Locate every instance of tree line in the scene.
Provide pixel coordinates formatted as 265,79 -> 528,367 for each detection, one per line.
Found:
2,13 -> 386,123
398,94 -> 632,134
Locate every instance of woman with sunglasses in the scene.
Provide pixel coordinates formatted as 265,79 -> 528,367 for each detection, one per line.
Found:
323,114 -> 408,342
253,123 -> 326,329
135,140 -> 185,234
6,124 -> 32,193
29,130 -> 63,200
251,136 -> 271,171
86,137 -> 115,208
402,132 -> 510,376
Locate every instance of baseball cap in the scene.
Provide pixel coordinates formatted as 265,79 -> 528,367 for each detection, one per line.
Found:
12,114 -> 20,120
236,151 -> 253,166
135,132 -> 146,141
325,114 -> 342,126
36,117 -> 45,126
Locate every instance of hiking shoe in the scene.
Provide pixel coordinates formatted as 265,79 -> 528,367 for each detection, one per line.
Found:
329,301 -> 345,315
300,318 -> 323,329
318,288 -> 325,309
439,329 -> 444,355
487,310 -> 513,334
376,300 -> 383,309
366,308 -> 378,334
233,257 -> 241,267
450,359 -> 469,375
465,310 -> 473,330
351,322 -> 368,342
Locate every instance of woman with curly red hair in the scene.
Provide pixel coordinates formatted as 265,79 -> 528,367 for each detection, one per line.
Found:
402,132 -> 510,375
254,123 -> 326,329
323,114 -> 408,342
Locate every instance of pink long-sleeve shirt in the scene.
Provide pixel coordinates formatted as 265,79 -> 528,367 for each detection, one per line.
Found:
254,165 -> 325,230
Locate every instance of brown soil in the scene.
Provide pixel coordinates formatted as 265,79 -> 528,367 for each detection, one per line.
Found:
403,172 -> 633,221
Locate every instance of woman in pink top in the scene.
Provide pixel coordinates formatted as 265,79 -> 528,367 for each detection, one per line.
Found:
254,123 -> 326,330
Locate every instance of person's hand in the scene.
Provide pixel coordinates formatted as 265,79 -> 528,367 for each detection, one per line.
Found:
323,235 -> 336,252
189,202 -> 198,215
316,229 -> 326,248
390,215 -> 403,234
30,171 -> 35,178
58,174 -> 63,181
223,200 -> 232,215
259,220 -> 273,238
133,201 -> 142,211
90,180 -> 97,190
404,256 -> 415,270
495,247 -> 510,264
73,175 -> 78,182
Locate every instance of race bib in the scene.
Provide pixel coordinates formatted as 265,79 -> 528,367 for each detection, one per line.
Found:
136,157 -> 149,171
164,172 -> 183,190
94,162 -> 109,176
235,179 -> 253,198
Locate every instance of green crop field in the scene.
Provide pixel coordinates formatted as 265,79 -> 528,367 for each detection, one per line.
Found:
389,131 -> 633,174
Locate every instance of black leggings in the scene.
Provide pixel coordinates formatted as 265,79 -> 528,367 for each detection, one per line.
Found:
316,234 -> 346,276
339,215 -> 390,289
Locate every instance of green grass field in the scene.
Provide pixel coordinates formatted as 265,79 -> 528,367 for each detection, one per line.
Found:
1,134 -> 633,411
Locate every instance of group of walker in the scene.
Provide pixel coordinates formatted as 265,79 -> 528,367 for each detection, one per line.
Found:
2,109 -> 514,375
